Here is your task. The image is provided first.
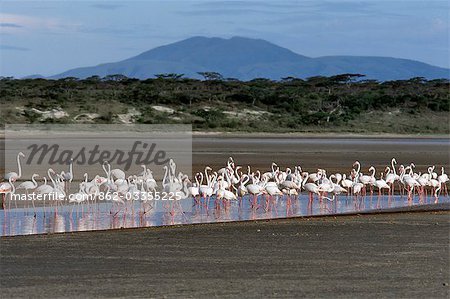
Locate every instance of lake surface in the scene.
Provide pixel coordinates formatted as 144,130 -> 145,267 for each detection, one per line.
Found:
1,193 -> 448,236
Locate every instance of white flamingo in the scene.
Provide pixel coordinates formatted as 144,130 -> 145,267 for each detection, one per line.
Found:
0,177 -> 16,210
17,173 -> 39,214
437,167 -> 449,196
5,152 -> 25,182
373,173 -> 390,197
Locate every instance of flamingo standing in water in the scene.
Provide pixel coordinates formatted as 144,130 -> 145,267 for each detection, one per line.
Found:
47,168 -> 66,209
199,167 -> 214,208
401,165 -> 420,200
103,161 -> 126,182
265,182 -> 283,211
0,177 -> 16,210
341,174 -> 353,195
216,179 -> 237,209
187,175 -> 200,199
35,175 -> 53,215
327,175 -> 347,199
427,177 -> 440,202
385,158 -> 399,195
16,173 -> 39,215
60,158 -> 74,194
5,152 -> 25,182
280,178 -> 300,193
303,181 -> 321,202
352,173 -> 364,197
246,176 -> 265,208
373,173 -> 390,207
358,165 -> 375,196
237,174 -> 249,198
437,167 -> 449,196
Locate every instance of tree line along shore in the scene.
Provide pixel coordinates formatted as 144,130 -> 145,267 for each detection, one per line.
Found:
0,74 -> 448,134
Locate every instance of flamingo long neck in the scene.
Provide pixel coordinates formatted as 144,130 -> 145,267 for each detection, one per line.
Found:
211,173 -> 217,186
385,167 -> 391,177
170,161 -> 176,180
102,163 -> 108,178
48,170 -> 57,188
435,184 -> 441,197
234,167 -> 242,181
198,173 -> 204,186
205,168 -> 211,186
391,159 -> 397,176
31,174 -> 38,188
256,170 -> 261,182
400,167 -> 406,180
329,176 -> 335,186
370,167 -> 375,178
242,175 -> 250,186
162,166 -> 169,187
249,174 -> 255,184
276,173 -> 283,184
69,161 -> 73,178
9,177 -> 15,193
356,162 -> 361,175
17,153 -> 23,178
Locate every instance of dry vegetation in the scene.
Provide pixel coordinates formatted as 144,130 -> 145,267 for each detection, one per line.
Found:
0,75 -> 448,134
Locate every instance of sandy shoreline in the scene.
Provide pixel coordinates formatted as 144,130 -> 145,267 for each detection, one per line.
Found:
1,205 -> 449,298
191,131 -> 450,139
1,131 -> 449,139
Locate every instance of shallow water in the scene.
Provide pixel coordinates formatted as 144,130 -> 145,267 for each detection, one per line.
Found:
1,193 -> 448,237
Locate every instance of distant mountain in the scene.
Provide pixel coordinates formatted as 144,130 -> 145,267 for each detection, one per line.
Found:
50,36 -> 449,81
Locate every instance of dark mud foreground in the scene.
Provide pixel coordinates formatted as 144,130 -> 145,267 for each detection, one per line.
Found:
1,205 -> 449,298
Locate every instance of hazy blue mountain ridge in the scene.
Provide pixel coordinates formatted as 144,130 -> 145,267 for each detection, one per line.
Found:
50,36 -> 450,81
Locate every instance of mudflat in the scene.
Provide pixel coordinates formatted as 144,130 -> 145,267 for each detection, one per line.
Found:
192,136 -> 450,174
1,205 -> 449,298
2,135 -> 449,177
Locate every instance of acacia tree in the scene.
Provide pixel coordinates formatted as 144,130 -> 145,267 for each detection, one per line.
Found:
197,71 -> 223,81
154,73 -> 184,80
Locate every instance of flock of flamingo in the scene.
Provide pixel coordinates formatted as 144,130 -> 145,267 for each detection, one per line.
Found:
0,152 -> 449,218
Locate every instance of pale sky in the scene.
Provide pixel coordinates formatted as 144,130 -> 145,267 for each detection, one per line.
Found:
0,0 -> 448,77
